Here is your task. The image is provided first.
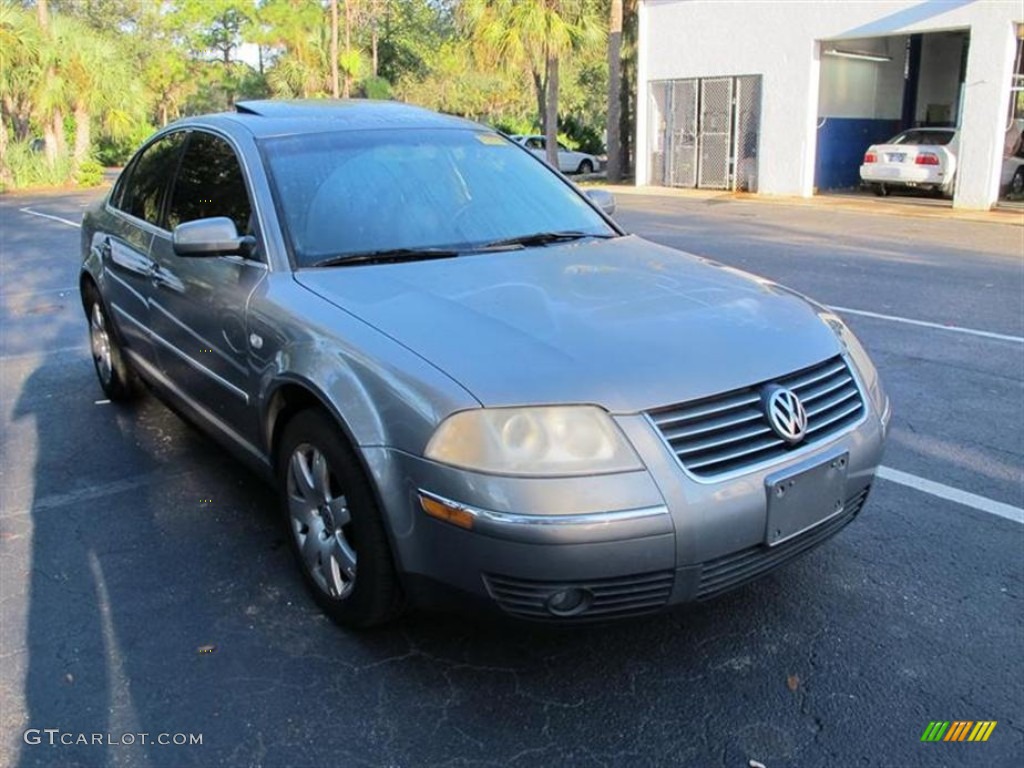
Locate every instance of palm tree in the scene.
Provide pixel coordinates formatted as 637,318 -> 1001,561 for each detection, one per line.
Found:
0,3 -> 42,180
52,17 -> 145,170
34,0 -> 68,168
464,0 -> 602,167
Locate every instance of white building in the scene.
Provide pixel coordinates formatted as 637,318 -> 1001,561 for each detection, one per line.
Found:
636,0 -> 1023,209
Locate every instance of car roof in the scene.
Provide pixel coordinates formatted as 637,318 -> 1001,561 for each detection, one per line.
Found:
180,99 -> 486,139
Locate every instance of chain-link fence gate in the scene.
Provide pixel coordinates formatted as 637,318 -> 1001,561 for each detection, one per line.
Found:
648,75 -> 761,191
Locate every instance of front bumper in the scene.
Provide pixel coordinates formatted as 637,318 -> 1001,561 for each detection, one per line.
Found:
364,368 -> 887,622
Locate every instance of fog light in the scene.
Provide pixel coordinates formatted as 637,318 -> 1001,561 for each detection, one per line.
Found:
545,587 -> 593,616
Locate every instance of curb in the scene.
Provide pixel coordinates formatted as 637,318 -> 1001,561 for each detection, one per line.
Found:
599,185 -> 1024,227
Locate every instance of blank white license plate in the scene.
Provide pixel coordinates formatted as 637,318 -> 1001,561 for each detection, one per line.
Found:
764,451 -> 848,546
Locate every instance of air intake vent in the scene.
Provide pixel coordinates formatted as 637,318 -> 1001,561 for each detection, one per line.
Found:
696,485 -> 870,600
650,356 -> 865,478
483,571 -> 674,621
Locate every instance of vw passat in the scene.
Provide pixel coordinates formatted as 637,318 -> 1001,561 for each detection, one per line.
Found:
80,101 -> 890,627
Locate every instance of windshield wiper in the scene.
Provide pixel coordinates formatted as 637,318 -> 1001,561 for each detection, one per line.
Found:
310,247 -> 460,268
474,231 -> 617,251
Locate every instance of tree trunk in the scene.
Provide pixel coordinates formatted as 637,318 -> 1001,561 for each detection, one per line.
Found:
532,69 -> 546,134
371,0 -> 379,77
73,105 -> 90,167
52,111 -> 67,159
606,0 -> 623,182
0,109 -> 11,187
37,0 -> 60,168
544,53 -> 559,168
342,0 -> 352,98
330,0 -> 340,98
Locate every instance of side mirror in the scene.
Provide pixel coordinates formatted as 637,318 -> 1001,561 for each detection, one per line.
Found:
172,217 -> 255,257
586,188 -> 616,216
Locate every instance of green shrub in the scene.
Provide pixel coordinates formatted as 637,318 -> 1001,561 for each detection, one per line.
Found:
492,116 -> 538,137
74,157 -> 105,187
1,141 -> 72,189
95,122 -> 155,167
360,76 -> 392,100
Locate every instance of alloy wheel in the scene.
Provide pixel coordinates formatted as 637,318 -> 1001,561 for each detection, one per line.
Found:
90,302 -> 113,386
286,443 -> 357,599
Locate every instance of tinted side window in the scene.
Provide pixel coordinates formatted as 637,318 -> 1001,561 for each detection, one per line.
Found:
118,133 -> 185,226
167,132 -> 253,236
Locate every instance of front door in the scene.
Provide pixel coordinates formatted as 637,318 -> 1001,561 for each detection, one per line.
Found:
147,130 -> 266,447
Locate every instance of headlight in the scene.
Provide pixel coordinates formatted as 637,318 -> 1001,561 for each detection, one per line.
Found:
424,406 -> 642,476
821,311 -> 887,416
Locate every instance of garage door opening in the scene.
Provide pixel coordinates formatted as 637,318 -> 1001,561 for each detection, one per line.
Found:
814,31 -> 969,207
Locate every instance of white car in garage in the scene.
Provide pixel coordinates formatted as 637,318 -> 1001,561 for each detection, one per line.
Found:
859,128 -> 958,197
860,126 -> 1024,199
511,135 -> 602,175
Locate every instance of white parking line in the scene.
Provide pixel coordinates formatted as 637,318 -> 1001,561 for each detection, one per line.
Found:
18,207 -> 81,228
830,305 -> 1023,344
0,345 -> 89,362
877,466 -> 1024,524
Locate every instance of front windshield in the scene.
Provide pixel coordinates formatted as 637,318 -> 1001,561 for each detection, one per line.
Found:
260,128 -> 615,267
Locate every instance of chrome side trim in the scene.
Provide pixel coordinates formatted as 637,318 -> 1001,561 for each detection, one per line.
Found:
111,302 -> 151,333
108,270 -> 150,306
150,301 -> 249,376
148,327 -> 250,403
418,489 -> 672,544
125,349 -> 268,467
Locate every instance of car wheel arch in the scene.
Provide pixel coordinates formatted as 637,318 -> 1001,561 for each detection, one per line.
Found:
265,379 -> 356,466
263,378 -> 411,578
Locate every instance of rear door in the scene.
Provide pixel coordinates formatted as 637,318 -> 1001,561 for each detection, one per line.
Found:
99,132 -> 186,363
147,130 -> 267,446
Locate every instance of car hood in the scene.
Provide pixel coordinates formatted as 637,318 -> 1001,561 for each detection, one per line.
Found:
295,235 -> 841,412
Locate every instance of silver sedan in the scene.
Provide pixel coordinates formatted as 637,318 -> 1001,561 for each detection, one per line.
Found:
80,100 -> 889,627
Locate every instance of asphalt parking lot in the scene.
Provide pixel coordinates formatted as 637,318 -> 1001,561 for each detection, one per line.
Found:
1,186 -> 1021,768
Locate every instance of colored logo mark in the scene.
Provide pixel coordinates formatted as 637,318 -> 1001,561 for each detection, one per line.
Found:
921,721 -> 996,742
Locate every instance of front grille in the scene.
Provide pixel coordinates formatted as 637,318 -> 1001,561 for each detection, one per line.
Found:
650,356 -> 865,478
483,571 -> 675,621
696,485 -> 870,600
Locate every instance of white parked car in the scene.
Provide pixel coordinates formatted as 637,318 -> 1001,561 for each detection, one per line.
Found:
859,128 -> 958,197
1000,154 -> 1024,197
511,135 -> 601,175
860,127 -> 1024,198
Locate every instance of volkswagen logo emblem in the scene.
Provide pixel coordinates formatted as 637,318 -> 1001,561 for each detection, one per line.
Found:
763,386 -> 808,444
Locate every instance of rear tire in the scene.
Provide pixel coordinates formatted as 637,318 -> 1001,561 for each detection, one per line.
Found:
872,183 -> 889,197
1010,168 -> 1024,198
277,409 -> 403,628
83,284 -> 140,402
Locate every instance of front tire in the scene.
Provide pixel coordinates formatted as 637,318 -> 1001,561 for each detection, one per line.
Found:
577,159 -> 594,175
84,286 -> 140,401
277,409 -> 403,628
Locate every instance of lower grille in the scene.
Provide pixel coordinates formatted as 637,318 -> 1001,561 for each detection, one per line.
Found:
483,570 -> 675,620
696,485 -> 871,600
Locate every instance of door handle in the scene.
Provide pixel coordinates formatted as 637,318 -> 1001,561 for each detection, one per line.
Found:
98,238 -> 112,259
